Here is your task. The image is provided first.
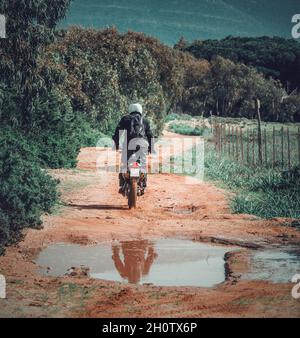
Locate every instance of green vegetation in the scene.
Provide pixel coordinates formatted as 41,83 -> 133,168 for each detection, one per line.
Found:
42,26 -> 185,136
165,113 -> 194,122
176,36 -> 300,121
0,1 -> 70,253
204,146 -> 300,219
176,55 -> 291,122
0,128 -> 59,254
169,123 -> 208,136
221,126 -> 300,169
1,1 -> 300,252
177,36 -> 300,92
171,115 -> 300,219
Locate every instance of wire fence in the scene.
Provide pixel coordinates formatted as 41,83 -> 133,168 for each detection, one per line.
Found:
212,123 -> 300,170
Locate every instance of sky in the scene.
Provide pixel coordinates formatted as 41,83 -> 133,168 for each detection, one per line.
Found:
62,0 -> 300,45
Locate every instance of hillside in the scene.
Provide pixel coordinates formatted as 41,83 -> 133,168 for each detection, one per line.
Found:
62,0 -> 299,45
178,36 -> 300,91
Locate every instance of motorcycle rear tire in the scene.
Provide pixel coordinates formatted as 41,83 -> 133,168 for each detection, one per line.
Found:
128,178 -> 137,209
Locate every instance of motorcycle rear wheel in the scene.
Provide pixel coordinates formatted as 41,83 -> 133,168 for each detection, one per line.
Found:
128,178 -> 137,209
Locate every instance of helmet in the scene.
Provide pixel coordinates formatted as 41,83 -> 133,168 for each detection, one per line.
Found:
129,103 -> 143,115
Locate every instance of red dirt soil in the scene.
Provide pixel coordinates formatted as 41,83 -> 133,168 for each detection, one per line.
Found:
0,133 -> 300,318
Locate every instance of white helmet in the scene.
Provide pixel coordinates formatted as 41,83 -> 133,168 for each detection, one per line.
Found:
129,103 -> 143,115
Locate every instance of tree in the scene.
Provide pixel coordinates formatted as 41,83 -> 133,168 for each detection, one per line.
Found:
0,0 -> 71,129
41,27 -> 186,135
179,36 -> 300,92
185,56 -> 286,120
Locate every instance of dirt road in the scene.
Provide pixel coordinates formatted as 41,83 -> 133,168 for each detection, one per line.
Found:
0,133 -> 300,317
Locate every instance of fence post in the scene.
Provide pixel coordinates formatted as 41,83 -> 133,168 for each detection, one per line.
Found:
233,127 -> 236,160
215,123 -> 218,152
281,126 -> 284,169
240,128 -> 244,164
234,127 -> 237,159
232,126 -> 235,159
264,128 -> 267,167
298,127 -> 300,166
273,126 -> 276,168
234,127 -> 238,161
246,129 -> 249,164
224,123 -> 227,155
287,127 -> 291,171
231,126 -> 234,158
220,124 -> 223,154
228,125 -> 231,157
213,121 -> 216,150
218,124 -> 221,154
223,124 -> 225,155
213,122 -> 216,150
252,129 -> 255,167
255,99 -> 263,166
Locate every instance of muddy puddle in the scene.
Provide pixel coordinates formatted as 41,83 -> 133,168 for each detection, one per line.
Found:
36,239 -> 300,287
36,239 -> 237,287
243,248 -> 300,283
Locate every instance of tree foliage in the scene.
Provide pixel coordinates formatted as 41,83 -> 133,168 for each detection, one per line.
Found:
176,36 -> 300,92
0,0 -> 70,253
176,55 -> 289,121
0,128 -> 59,254
0,0 -> 71,127
1,2 -> 300,253
41,27 -> 185,135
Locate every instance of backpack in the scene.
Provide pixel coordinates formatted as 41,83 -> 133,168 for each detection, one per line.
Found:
129,113 -> 146,139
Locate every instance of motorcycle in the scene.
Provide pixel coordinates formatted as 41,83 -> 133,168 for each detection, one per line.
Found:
121,160 -> 146,209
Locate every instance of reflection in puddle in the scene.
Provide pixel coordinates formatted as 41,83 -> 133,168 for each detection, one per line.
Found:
36,239 -> 236,287
111,240 -> 156,284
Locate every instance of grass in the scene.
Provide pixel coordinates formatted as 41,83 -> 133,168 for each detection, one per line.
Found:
165,113 -> 194,122
169,123 -> 210,136
204,144 -> 300,219
167,113 -> 300,219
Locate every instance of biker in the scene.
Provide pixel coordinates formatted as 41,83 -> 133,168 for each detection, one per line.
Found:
112,103 -> 153,195
112,240 -> 157,284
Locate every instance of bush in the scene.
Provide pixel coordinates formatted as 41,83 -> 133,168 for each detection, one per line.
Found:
165,113 -> 194,122
169,123 -> 210,136
29,89 -> 84,168
0,128 -> 59,254
41,27 -> 185,136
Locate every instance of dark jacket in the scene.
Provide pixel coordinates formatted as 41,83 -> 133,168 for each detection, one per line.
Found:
112,112 -> 154,152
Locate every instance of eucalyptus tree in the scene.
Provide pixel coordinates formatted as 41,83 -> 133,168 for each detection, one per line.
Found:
0,0 -> 71,129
